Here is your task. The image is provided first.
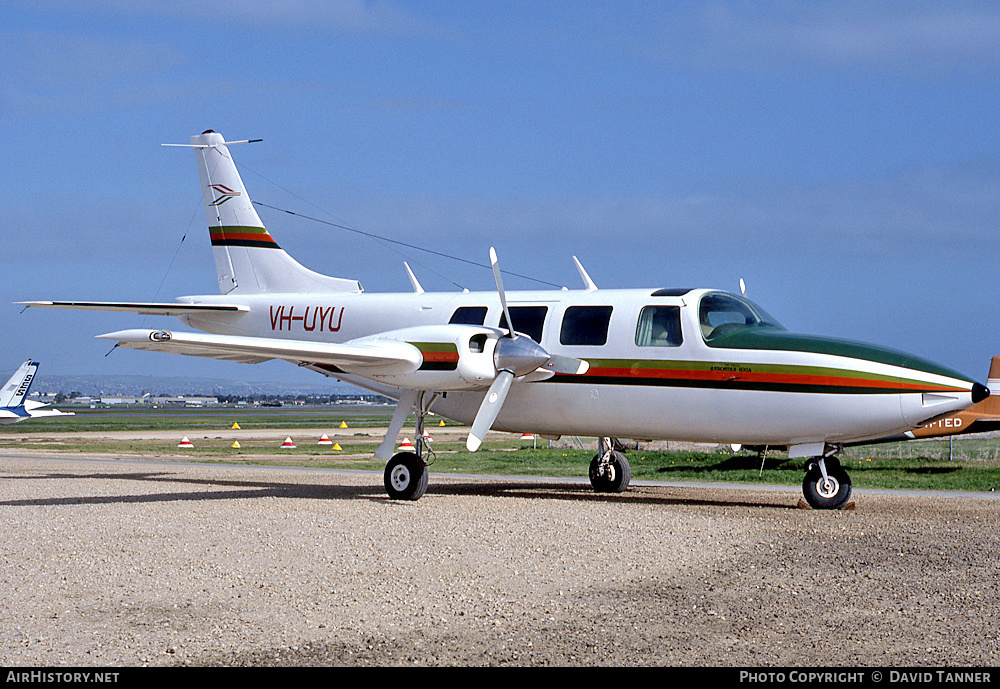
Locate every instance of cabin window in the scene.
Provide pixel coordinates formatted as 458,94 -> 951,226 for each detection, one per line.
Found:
635,306 -> 682,347
449,306 -> 488,326
698,293 -> 783,343
560,306 -> 613,346
499,306 -> 548,342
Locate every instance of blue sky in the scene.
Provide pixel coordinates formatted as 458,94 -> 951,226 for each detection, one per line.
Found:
3,1 -> 999,390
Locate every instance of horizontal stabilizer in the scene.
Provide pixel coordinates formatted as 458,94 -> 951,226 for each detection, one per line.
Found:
97,329 -> 422,373
21,402 -> 74,420
0,405 -> 74,423
19,301 -> 248,316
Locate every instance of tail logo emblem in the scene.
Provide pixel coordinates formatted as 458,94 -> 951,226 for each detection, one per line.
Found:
208,184 -> 241,206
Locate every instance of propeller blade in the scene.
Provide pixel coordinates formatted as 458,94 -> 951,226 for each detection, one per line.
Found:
467,370 -> 514,451
543,354 -> 590,376
490,247 -> 515,339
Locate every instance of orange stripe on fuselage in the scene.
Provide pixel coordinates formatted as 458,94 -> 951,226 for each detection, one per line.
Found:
584,365 -> 963,393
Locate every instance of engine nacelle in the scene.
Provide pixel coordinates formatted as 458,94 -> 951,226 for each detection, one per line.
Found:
343,324 -> 506,391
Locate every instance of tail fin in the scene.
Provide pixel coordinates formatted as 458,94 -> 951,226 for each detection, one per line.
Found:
0,360 -> 38,409
188,130 -> 362,295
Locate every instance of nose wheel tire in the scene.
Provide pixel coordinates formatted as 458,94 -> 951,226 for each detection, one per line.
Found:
384,451 -> 428,501
802,460 -> 852,510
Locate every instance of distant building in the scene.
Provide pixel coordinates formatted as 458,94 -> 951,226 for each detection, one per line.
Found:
100,397 -> 140,405
98,395 -> 219,407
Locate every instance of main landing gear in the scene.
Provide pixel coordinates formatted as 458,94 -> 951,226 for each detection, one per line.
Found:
384,450 -> 428,501
589,437 -> 632,493
382,393 -> 435,501
801,454 -> 852,510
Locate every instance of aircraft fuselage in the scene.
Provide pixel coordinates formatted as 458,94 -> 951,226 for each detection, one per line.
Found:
174,286 -> 982,451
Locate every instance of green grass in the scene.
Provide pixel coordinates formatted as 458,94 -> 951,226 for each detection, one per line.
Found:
5,405 -> 1000,493
0,405 -> 403,433
7,437 -> 1000,494
429,444 -> 1000,493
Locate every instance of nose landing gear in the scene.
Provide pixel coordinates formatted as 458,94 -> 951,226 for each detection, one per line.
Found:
802,455 -> 852,510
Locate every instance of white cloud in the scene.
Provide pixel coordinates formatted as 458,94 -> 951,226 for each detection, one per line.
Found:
694,3 -> 1000,71
27,0 -> 442,36
0,30 -> 184,117
332,159 -> 1000,268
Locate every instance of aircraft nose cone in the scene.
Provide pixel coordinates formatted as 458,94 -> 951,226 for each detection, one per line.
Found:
972,382 -> 990,404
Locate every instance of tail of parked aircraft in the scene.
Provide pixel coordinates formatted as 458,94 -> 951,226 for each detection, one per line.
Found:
0,360 -> 38,409
185,130 -> 362,296
981,355 -> 1000,414
0,360 -> 73,423
891,355 -> 1000,440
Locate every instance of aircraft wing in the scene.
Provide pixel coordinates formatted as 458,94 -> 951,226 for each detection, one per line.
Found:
97,329 -> 422,373
18,301 -> 249,316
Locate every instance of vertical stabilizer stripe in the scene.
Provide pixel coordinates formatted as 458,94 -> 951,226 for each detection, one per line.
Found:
209,226 -> 280,249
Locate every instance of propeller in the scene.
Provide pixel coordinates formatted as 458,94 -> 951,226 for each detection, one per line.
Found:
467,369 -> 514,451
466,249 -> 589,451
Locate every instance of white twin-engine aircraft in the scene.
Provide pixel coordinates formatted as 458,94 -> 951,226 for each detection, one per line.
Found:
22,131 -> 989,509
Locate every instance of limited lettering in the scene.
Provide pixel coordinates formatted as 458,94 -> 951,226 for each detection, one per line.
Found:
923,417 -> 964,430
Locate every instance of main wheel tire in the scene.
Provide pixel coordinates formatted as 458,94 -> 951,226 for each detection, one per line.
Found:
802,460 -> 852,510
384,451 -> 428,501
589,451 -> 632,493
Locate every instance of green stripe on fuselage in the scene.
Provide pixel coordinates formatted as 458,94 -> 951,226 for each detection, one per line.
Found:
547,329 -> 972,394
568,359 -> 962,394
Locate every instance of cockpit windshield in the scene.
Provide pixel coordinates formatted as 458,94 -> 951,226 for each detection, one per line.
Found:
698,292 -> 784,342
